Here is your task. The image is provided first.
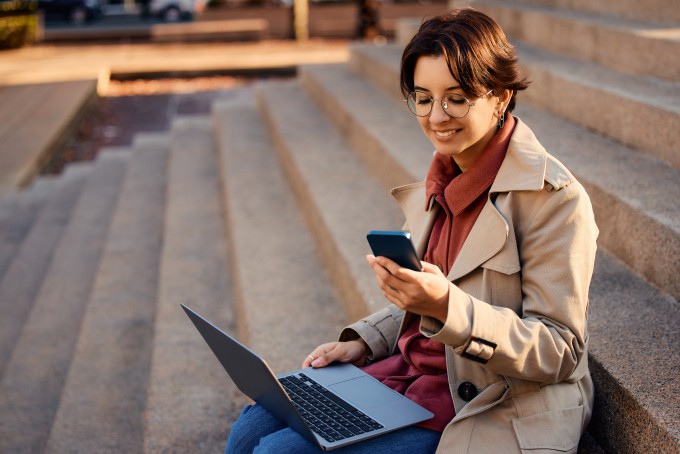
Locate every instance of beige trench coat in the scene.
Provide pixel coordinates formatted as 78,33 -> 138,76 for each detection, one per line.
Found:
340,118 -> 599,454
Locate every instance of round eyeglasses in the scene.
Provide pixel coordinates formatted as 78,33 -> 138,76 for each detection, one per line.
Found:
404,89 -> 493,118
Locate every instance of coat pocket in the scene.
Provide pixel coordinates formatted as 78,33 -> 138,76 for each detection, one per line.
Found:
512,406 -> 584,453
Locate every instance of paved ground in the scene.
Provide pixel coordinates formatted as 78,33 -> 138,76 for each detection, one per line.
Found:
42,75 -> 292,174
0,37 -> 349,86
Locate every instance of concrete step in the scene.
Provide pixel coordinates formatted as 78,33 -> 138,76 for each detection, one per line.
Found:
348,41 -> 404,102
342,47 -> 680,300
352,42 -> 680,172
143,116 -> 243,452
0,150 -> 129,453
457,0 -> 680,81
0,80 -> 99,197
0,179 -> 54,281
587,251 -> 680,454
0,164 -> 90,380
516,42 -> 680,171
213,87 -> 349,372
300,61 -> 429,192
45,134 -> 170,453
0,84 -> 46,141
252,80 -> 404,321
511,0 -> 680,24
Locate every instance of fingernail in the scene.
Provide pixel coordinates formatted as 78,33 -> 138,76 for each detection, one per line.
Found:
311,359 -> 321,367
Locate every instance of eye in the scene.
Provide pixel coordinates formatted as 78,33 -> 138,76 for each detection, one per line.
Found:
444,94 -> 467,105
413,92 -> 432,105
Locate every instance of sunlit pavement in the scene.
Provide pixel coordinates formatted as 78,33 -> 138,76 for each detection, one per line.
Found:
0,37 -> 350,88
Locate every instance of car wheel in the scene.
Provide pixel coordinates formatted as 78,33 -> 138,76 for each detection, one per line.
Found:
163,6 -> 181,22
70,6 -> 88,24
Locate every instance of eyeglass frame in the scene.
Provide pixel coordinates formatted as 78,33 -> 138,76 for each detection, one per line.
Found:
404,89 -> 494,119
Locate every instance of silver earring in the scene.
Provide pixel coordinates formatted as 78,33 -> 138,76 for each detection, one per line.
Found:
497,111 -> 506,129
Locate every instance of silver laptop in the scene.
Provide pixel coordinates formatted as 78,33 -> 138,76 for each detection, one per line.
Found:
181,304 -> 433,451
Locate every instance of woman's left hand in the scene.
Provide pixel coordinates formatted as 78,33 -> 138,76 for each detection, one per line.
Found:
367,254 -> 450,323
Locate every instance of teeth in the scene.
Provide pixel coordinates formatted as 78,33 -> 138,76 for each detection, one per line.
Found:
434,130 -> 456,137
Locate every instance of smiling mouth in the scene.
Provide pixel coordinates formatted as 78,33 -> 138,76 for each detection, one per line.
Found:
433,129 -> 459,138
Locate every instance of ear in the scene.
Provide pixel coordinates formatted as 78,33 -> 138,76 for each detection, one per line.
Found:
494,89 -> 512,117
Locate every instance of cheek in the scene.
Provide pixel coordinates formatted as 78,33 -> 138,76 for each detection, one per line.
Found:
417,117 -> 432,138
462,112 -> 494,140
417,116 -> 428,130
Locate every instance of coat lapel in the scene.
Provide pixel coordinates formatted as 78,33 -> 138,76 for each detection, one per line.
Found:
448,199 -> 509,282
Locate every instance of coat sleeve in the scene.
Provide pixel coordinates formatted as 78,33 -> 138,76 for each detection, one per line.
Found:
338,304 -> 405,361
421,180 -> 598,383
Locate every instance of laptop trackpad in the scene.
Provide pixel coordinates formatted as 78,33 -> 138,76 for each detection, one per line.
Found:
328,376 -> 399,408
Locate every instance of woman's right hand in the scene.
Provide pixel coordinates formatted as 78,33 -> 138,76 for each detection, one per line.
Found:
301,339 -> 370,369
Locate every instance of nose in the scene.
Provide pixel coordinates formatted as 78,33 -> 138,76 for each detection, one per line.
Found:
429,99 -> 450,124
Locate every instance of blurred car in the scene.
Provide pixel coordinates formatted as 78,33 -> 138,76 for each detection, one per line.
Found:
38,0 -> 104,24
149,0 -> 205,21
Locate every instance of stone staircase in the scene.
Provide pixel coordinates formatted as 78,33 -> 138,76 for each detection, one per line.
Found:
0,3 -> 678,454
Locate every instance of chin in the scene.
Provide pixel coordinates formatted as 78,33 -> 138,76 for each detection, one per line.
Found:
434,146 -> 464,158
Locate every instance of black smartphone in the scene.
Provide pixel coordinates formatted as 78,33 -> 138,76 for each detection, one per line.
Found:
366,230 -> 422,271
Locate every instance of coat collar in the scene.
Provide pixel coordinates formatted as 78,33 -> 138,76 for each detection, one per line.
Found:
490,118 -> 548,194
390,118 -> 549,281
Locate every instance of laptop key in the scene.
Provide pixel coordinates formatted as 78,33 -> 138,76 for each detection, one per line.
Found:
337,428 -> 354,438
279,374 -> 384,439
323,392 -> 358,412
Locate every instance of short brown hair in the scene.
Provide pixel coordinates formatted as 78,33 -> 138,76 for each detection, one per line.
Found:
400,9 -> 529,113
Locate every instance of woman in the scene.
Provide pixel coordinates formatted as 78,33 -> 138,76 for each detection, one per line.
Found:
227,9 -> 598,453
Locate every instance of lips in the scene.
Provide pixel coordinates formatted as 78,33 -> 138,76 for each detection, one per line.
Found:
433,129 -> 460,138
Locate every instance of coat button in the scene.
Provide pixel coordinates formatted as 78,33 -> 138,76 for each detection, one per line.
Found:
458,382 -> 478,402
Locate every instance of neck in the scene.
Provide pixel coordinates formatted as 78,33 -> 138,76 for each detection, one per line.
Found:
453,124 -> 499,172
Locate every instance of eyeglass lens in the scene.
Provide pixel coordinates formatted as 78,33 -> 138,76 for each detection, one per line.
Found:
406,92 -> 471,118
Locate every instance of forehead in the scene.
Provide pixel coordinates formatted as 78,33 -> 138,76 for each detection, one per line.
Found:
413,55 -> 460,90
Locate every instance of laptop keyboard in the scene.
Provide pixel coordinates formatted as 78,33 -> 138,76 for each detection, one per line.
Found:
278,373 -> 384,442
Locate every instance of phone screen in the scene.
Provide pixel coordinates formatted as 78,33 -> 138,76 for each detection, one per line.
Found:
366,230 -> 422,271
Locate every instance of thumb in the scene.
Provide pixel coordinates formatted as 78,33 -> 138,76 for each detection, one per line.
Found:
421,261 -> 444,275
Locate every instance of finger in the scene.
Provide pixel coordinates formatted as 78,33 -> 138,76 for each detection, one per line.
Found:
367,256 -> 398,291
421,261 -> 444,275
374,255 -> 398,274
310,345 -> 345,368
301,343 -> 335,368
374,256 -> 413,282
301,353 -> 317,369
378,268 -> 411,297
313,341 -> 368,368
370,267 -> 400,300
371,257 -> 399,285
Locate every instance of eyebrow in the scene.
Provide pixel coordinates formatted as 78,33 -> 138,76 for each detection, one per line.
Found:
413,85 -> 462,92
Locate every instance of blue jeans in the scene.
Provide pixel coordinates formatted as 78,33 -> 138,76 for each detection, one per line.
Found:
226,404 -> 441,454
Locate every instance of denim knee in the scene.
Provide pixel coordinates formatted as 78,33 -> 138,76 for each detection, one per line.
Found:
254,427 -> 321,454
227,405 -> 319,454
226,405 -> 282,454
